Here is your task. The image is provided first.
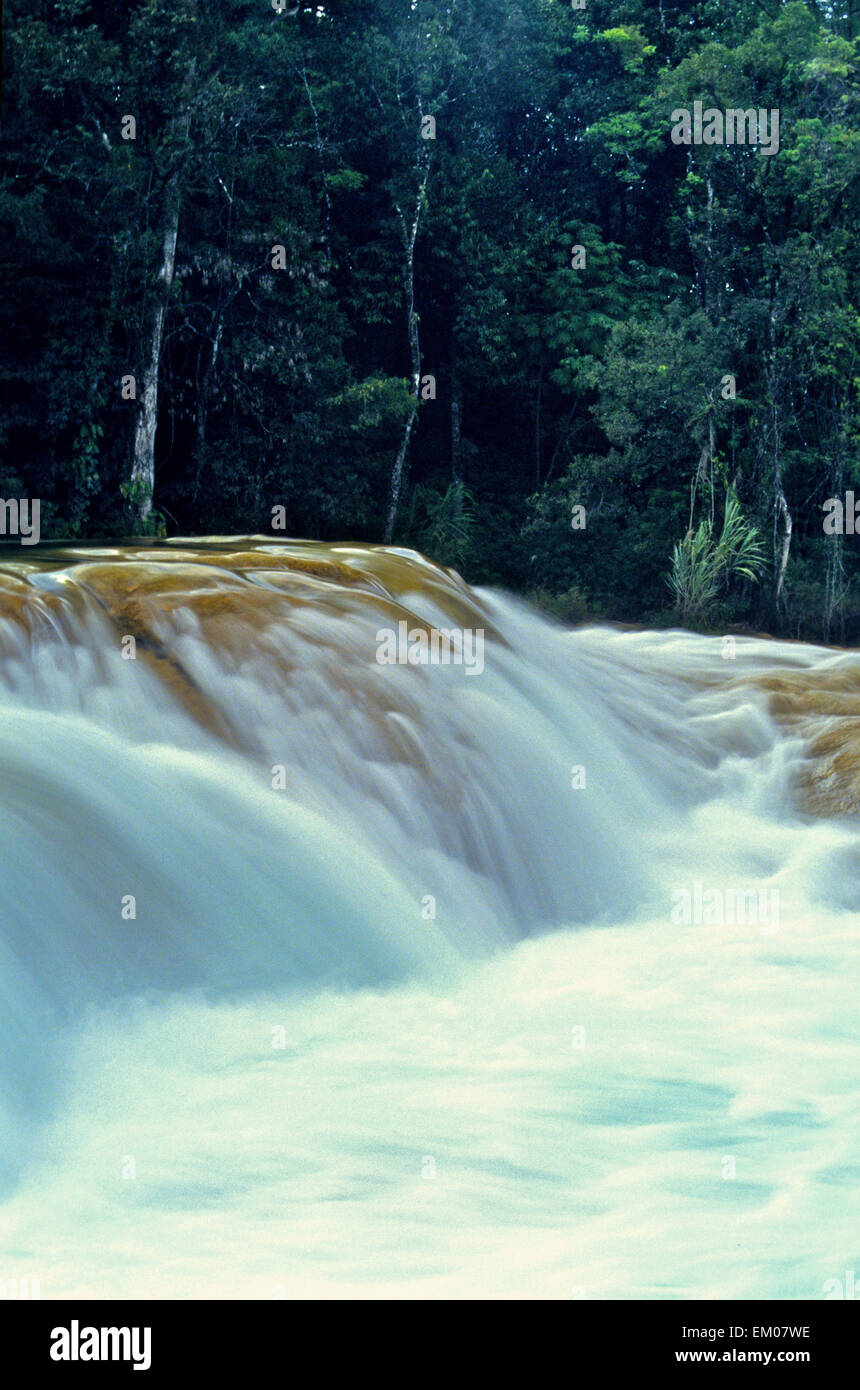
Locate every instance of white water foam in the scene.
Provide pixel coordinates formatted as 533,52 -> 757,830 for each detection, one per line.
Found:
0,573 -> 857,1297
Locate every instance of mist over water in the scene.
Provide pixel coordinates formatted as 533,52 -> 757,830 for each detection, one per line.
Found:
0,541 -> 857,1298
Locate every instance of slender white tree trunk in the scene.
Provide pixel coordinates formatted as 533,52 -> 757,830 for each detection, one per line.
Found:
384,146 -> 430,545
130,131 -> 185,528
767,303 -> 792,614
193,314 -> 223,506
772,396 -> 792,611
774,478 -> 792,610
384,265 -> 420,543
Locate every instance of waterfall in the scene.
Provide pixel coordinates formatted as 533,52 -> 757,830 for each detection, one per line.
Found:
0,540 -> 856,1297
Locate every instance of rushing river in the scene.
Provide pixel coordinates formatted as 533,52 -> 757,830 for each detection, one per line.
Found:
0,539 -> 856,1299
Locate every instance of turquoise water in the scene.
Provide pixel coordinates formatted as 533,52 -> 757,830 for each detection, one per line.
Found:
0,548 -> 856,1298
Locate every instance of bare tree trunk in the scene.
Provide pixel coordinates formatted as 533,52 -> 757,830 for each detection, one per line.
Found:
193,314 -> 223,506
386,404 -> 418,546
688,444 -> 709,532
774,478 -> 792,611
766,297 -> 792,615
772,396 -> 792,612
384,151 -> 430,545
130,121 -> 187,529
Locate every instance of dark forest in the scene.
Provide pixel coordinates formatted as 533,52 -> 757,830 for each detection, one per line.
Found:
2,0 -> 859,637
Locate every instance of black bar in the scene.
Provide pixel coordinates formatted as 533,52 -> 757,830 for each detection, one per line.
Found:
3,1299 -> 855,1376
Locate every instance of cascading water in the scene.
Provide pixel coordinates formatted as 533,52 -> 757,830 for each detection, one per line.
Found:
0,539 -> 857,1298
